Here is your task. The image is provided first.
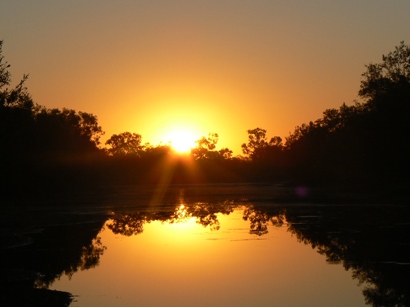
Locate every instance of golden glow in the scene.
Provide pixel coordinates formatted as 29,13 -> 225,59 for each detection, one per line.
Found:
165,129 -> 197,153
50,208 -> 368,307
4,3 -> 410,155
165,205 -> 199,232
174,204 -> 189,220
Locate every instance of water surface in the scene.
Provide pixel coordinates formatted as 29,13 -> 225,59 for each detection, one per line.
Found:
50,203 -> 369,306
3,184 -> 409,306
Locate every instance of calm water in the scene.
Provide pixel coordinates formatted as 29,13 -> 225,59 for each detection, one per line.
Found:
3,184 -> 409,306
50,205 -> 369,307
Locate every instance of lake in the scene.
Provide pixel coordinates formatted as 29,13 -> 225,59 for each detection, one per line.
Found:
2,184 -> 409,306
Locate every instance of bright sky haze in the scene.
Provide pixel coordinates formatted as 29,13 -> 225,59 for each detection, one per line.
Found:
1,1 -> 409,154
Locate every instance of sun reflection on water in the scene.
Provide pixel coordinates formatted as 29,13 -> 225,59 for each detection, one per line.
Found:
49,203 -> 376,307
174,204 -> 189,220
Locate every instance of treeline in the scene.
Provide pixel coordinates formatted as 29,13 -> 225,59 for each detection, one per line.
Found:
1,41 -> 409,198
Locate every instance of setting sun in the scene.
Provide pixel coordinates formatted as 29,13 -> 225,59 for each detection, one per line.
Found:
165,129 -> 197,153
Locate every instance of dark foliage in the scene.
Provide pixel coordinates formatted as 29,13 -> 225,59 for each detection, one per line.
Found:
1,40 -> 409,199
285,42 -> 410,187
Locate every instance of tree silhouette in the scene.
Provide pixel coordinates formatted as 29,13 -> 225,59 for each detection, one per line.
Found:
0,41 -> 106,197
3,38 -> 410,190
0,40 -> 33,111
105,132 -> 144,156
191,132 -> 220,160
356,41 -> 410,183
242,128 -> 283,161
34,107 -> 103,157
241,128 -> 269,158
0,40 -> 10,86
283,41 -> 410,187
359,41 -> 410,102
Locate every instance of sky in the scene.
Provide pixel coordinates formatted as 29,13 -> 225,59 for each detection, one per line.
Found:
1,1 -> 410,155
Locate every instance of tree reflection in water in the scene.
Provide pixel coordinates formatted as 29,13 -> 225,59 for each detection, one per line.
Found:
243,205 -> 285,236
107,201 -> 283,236
107,201 -> 237,234
106,202 -> 410,306
35,233 -> 107,289
1,210 -> 109,306
186,201 -> 236,230
106,212 -> 147,236
283,205 -> 410,307
4,199 -> 408,307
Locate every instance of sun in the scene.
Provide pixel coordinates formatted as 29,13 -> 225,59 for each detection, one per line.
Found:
166,129 -> 197,153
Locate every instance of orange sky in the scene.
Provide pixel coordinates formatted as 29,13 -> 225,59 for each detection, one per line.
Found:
1,1 -> 410,154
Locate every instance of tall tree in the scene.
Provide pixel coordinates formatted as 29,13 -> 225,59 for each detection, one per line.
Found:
242,128 -> 283,161
359,41 -> 410,102
241,128 -> 269,157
